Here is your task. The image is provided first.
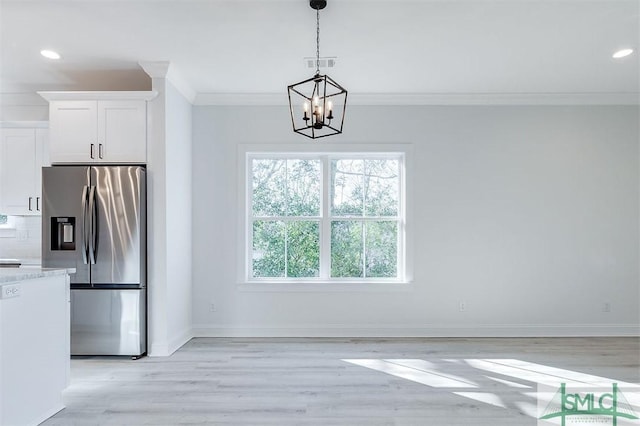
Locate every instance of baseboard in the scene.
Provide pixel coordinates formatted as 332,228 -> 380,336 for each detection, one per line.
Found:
168,327 -> 194,354
191,323 -> 640,338
148,342 -> 170,357
30,403 -> 65,426
149,327 -> 194,357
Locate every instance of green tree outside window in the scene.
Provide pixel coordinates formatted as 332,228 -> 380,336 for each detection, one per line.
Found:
250,155 -> 402,281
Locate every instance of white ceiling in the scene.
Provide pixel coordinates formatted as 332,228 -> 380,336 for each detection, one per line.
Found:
1,0 -> 638,104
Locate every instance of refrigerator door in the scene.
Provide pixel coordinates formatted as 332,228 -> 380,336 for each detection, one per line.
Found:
90,166 -> 146,287
70,288 -> 146,356
42,166 -> 91,285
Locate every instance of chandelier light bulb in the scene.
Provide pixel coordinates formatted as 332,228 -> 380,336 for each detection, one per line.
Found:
40,49 -> 61,59
613,48 -> 634,59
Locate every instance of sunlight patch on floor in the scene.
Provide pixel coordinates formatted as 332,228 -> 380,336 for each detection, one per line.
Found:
485,375 -> 531,389
342,358 -> 640,420
343,358 -> 477,388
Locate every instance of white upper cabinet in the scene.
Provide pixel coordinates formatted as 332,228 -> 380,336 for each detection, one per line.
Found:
48,101 -> 97,163
97,100 -> 147,163
40,92 -> 156,164
0,128 -> 49,215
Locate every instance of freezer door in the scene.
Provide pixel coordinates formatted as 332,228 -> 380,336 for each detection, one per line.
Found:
42,166 -> 91,285
70,288 -> 146,356
90,166 -> 146,287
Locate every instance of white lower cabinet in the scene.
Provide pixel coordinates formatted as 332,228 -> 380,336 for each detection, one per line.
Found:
0,274 -> 70,426
0,128 -> 49,215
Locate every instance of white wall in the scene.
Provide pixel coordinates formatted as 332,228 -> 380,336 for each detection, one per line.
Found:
0,94 -> 48,122
164,81 -> 193,350
191,104 -> 639,336
0,216 -> 41,263
146,78 -> 193,355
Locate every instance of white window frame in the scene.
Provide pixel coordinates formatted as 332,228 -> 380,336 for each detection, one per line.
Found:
238,143 -> 414,289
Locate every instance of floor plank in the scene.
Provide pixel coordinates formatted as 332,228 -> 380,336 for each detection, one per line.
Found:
41,337 -> 640,425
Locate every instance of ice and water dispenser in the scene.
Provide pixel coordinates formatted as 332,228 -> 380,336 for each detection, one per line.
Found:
51,217 -> 76,250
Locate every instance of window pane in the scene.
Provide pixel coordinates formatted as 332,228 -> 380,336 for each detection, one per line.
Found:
252,159 -> 286,216
249,153 -> 404,282
287,221 -> 320,277
286,159 -> 321,217
365,159 -> 399,217
331,159 -> 364,216
252,221 -> 285,277
365,221 -> 397,278
331,221 -> 363,277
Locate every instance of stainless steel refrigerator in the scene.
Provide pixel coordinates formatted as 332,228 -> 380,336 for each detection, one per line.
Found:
42,165 -> 146,357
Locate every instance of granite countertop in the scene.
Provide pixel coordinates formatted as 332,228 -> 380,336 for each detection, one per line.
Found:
0,267 -> 76,284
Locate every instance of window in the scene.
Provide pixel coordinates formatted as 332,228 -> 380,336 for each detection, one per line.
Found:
247,152 -> 405,282
0,214 -> 6,225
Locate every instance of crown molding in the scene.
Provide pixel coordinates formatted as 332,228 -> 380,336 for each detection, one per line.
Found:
165,67 -> 197,104
3,90 -> 637,109
139,61 -> 197,104
0,92 -> 48,106
38,91 -> 158,101
194,92 -> 640,106
139,61 -> 171,79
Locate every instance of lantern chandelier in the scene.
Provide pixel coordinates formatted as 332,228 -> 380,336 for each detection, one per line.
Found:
288,0 -> 347,139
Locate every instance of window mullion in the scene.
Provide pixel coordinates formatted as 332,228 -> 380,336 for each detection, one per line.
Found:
283,219 -> 288,278
321,155 -> 331,279
361,160 -> 366,279
284,161 -> 289,277
247,157 -> 254,280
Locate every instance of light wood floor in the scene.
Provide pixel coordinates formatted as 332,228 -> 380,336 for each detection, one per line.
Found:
42,337 -> 639,425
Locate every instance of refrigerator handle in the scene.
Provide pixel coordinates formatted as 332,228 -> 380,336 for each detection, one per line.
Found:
89,185 -> 97,264
81,185 -> 89,264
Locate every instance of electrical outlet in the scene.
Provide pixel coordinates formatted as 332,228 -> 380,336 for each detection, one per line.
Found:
459,301 -> 467,312
1,284 -> 21,299
603,302 -> 611,313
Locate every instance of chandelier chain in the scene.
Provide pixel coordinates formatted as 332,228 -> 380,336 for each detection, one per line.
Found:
316,7 -> 320,74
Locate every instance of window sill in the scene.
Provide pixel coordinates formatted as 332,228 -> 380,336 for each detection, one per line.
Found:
237,281 -> 414,292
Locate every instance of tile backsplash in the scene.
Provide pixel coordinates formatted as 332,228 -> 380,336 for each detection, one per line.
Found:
0,216 -> 41,263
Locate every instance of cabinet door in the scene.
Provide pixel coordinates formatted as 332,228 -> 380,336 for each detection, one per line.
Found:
49,101 -> 97,163
97,100 -> 146,163
33,129 -> 49,213
0,129 -> 37,215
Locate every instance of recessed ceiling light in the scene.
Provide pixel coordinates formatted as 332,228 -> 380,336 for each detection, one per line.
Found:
612,48 -> 634,59
40,50 -> 61,60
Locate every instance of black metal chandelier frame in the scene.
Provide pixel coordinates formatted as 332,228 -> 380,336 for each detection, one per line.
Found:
287,0 -> 348,140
